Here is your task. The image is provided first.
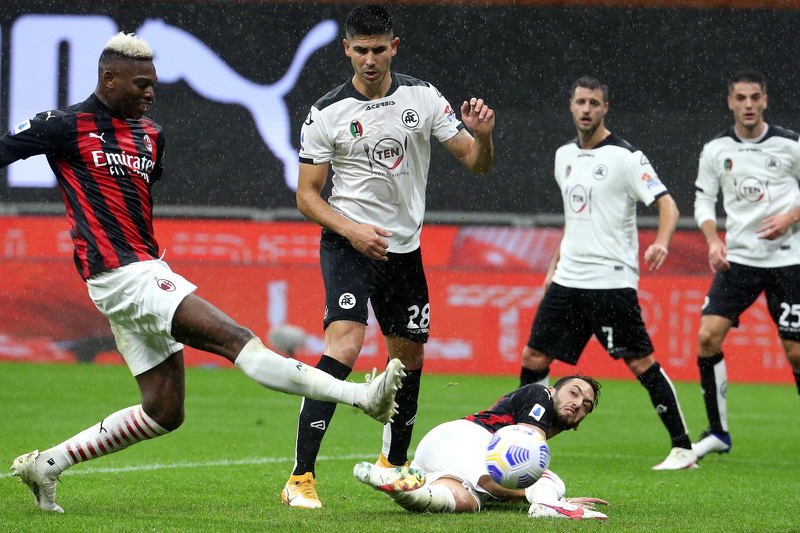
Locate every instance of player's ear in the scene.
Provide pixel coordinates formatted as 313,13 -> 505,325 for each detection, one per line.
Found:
391,37 -> 399,56
343,38 -> 351,57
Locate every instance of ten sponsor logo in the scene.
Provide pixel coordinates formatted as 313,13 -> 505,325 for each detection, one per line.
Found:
156,278 -> 176,292
568,184 -> 589,213
372,138 -> 404,169
737,176 -> 765,202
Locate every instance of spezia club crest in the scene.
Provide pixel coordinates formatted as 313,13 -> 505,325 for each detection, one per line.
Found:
766,156 -> 780,172
592,164 -> 608,180
402,109 -> 419,128
350,120 -> 363,139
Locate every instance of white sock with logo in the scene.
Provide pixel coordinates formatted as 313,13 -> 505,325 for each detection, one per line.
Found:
235,337 -> 362,406
525,470 -> 566,503
36,405 -> 169,478
388,484 -> 457,513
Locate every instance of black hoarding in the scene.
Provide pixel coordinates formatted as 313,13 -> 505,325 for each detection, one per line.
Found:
2,2 -> 800,217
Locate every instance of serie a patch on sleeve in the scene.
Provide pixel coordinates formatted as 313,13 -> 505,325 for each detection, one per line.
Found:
10,120 -> 31,136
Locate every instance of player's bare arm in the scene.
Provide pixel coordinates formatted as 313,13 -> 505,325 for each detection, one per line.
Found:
442,97 -> 495,173
699,219 -> 729,273
757,204 -> 800,240
296,162 -> 391,261
644,194 -> 679,271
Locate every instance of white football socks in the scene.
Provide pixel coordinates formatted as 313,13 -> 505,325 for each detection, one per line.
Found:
36,405 -> 168,477
235,337 -> 363,406
387,484 -> 457,513
525,470 -> 566,503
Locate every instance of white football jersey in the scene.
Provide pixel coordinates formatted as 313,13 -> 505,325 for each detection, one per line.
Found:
552,133 -> 668,290
299,73 -> 463,253
694,124 -> 800,268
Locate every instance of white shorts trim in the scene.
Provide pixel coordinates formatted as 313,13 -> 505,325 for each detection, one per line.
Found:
410,419 -> 493,510
86,260 -> 197,376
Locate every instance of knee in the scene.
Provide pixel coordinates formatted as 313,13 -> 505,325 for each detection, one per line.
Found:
452,491 -> 479,513
697,326 -> 723,355
522,347 -> 551,371
143,400 -> 185,432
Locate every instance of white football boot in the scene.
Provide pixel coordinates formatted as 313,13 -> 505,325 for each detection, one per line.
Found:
359,359 -> 405,424
529,501 -> 607,520
10,450 -> 64,513
692,430 -> 732,459
652,447 -> 699,470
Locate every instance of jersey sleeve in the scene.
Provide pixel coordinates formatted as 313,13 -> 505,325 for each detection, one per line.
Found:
0,111 -> 68,167
151,129 -> 166,182
298,106 -> 333,165
626,150 -> 667,206
428,84 -> 463,143
694,144 -> 719,228
506,385 -> 553,433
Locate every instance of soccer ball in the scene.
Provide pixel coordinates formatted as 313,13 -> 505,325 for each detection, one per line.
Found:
485,425 -> 550,489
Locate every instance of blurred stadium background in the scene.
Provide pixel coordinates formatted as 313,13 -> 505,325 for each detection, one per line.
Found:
2,0 -> 798,384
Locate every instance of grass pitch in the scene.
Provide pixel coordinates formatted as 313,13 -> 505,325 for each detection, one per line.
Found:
1,361 -> 798,533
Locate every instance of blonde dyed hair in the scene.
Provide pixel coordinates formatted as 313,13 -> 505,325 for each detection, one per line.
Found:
102,32 -> 153,60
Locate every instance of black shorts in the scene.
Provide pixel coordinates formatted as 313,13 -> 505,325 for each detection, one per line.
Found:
527,282 -> 654,364
702,262 -> 800,341
320,229 -> 430,344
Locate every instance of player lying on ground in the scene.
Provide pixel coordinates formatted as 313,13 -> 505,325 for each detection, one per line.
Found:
2,32 -> 404,514
354,375 -> 609,519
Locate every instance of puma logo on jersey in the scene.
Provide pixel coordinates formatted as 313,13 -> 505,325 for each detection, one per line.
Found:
45,111 -> 54,121
89,132 -> 106,143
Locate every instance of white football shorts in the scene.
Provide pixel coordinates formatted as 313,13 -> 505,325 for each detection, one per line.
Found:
86,259 -> 197,376
411,419 -> 494,510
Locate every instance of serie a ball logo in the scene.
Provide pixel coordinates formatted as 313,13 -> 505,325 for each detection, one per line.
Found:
485,425 -> 550,489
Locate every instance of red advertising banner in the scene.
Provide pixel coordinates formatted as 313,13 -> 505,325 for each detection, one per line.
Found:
0,215 -> 793,383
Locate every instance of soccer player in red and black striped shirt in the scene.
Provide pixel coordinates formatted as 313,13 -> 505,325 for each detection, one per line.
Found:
353,375 -> 609,519
4,32 -> 405,514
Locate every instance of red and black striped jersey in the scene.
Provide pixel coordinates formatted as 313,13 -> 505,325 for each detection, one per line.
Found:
0,94 -> 164,279
464,384 -> 553,435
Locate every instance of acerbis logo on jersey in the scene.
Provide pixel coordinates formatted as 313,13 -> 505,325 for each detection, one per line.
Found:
338,293 -> 356,309
402,109 -> 419,128
766,156 -> 780,172
372,138 -> 404,169
350,120 -> 363,139
529,404 -> 545,421
567,184 -> 589,213
156,278 -> 176,292
365,101 -> 395,111
737,176 -> 765,202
